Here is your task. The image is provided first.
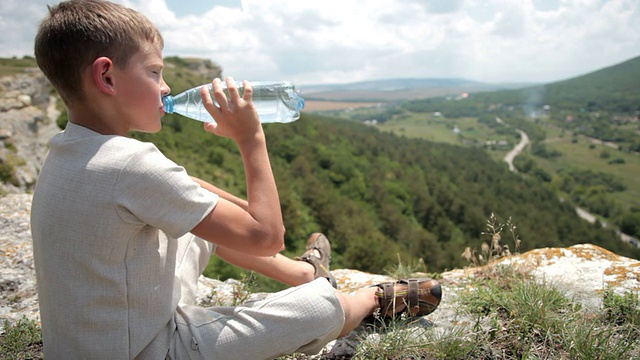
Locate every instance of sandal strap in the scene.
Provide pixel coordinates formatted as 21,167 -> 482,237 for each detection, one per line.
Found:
407,279 -> 420,314
296,250 -> 325,277
294,233 -> 337,288
380,283 -> 395,309
376,282 -> 398,316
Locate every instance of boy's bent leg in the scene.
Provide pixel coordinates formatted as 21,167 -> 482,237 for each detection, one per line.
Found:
215,246 -> 316,286
215,233 -> 336,288
175,233 -> 215,307
171,278 -> 345,360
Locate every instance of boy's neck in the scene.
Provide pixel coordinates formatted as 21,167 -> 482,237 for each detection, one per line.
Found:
67,103 -> 126,136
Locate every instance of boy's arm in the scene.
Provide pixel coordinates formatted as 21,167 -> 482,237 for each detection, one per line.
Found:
190,78 -> 284,257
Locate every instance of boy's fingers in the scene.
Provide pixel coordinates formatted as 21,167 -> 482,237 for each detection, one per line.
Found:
200,85 -> 220,117
225,76 -> 240,103
242,80 -> 253,101
211,78 -> 230,112
203,122 -> 217,133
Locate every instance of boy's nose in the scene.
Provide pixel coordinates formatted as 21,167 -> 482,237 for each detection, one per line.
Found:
161,78 -> 171,96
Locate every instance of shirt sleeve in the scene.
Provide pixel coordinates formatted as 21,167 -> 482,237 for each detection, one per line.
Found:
113,142 -> 219,239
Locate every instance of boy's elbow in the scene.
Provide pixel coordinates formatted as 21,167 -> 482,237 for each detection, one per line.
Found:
256,227 -> 285,256
267,227 -> 286,254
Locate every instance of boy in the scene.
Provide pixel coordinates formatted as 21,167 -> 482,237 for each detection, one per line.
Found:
30,1 -> 441,359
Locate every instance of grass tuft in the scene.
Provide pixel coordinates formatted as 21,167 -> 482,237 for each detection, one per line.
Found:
0,317 -> 43,360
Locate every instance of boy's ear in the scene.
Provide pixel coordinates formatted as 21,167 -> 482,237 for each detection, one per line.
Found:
91,57 -> 117,95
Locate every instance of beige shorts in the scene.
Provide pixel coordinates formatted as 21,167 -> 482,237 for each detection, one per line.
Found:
171,279 -> 344,360
167,236 -> 345,360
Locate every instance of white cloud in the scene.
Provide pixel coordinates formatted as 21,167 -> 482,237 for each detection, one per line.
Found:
2,0 -> 639,85
0,0 -> 50,58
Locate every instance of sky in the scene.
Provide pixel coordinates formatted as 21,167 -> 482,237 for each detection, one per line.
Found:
1,0 -> 639,86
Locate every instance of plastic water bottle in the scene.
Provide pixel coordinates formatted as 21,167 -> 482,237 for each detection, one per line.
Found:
162,81 -> 305,124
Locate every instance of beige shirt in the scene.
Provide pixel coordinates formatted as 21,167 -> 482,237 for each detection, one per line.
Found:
30,123 -> 218,359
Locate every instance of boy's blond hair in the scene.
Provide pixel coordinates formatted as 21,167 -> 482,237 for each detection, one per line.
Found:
34,0 -> 163,105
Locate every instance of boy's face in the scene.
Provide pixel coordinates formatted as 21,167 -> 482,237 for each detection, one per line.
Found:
113,41 -> 169,134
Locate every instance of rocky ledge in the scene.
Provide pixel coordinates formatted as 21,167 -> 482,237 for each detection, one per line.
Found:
0,70 -> 60,194
2,193 -> 639,358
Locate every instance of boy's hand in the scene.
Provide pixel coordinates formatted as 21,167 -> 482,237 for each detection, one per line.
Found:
201,77 -> 262,143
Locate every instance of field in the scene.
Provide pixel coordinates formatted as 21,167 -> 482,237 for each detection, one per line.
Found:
379,113 -> 511,144
377,113 -> 514,163
536,126 -> 640,210
302,100 -> 382,112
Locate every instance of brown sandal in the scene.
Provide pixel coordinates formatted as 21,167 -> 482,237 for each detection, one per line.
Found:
295,233 -> 338,288
375,278 -> 441,317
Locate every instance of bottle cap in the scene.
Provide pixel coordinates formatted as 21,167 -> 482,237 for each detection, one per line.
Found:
162,95 -> 174,114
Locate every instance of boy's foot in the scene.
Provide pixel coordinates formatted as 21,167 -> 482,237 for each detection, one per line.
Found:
375,278 -> 441,317
295,233 -> 338,288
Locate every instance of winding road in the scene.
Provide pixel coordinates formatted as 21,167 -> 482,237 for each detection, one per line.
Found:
503,129 -> 529,173
499,119 -> 640,248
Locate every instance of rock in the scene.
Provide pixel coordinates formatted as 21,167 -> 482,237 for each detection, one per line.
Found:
17,95 -> 31,107
495,244 -> 640,309
0,70 -> 61,194
182,58 -> 222,79
1,193 -> 640,358
0,194 -> 39,327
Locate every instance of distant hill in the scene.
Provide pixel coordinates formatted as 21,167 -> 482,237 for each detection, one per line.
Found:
390,54 -> 640,135
303,78 -> 484,92
300,78 -> 532,102
309,54 -> 640,112
454,54 -> 640,115
541,55 -> 640,113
